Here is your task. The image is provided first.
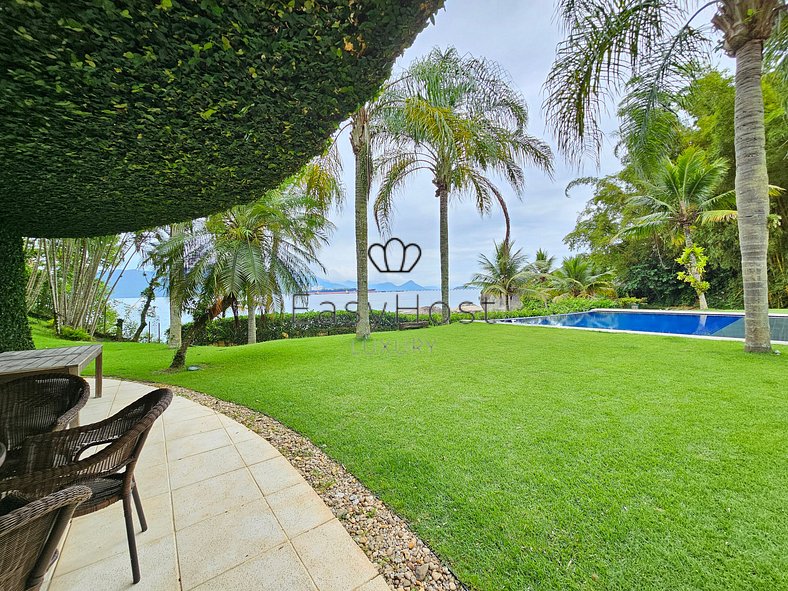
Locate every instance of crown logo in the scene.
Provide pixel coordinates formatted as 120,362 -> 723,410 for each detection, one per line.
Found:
368,238 -> 422,273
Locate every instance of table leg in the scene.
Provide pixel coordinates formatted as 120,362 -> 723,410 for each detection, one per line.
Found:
95,351 -> 103,398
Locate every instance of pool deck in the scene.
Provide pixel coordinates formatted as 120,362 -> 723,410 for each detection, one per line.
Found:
43,378 -> 389,591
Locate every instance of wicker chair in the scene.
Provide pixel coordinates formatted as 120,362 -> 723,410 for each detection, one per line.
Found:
0,485 -> 92,591
0,374 -> 91,474
0,389 -> 172,584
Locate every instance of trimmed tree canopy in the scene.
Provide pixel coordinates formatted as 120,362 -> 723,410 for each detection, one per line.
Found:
0,0 -> 441,237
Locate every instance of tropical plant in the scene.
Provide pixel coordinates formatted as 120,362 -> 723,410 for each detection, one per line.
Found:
528,249 -> 558,283
157,169 -> 337,368
550,256 -> 617,299
617,147 -> 732,308
676,245 -> 711,303
375,47 -> 554,315
545,0 -> 786,352
466,241 -> 532,311
40,235 -> 136,336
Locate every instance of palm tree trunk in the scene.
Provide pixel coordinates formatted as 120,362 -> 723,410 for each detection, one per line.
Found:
246,292 -> 257,344
734,39 -> 771,352
169,295 -> 182,348
167,224 -> 183,349
351,109 -> 371,339
682,230 -> 708,310
439,186 -> 450,321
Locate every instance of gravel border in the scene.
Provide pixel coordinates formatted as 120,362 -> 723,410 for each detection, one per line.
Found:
161,384 -> 466,591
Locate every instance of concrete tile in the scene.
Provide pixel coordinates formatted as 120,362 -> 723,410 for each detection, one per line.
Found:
172,468 -> 263,530
163,401 -> 216,424
292,520 -> 379,591
55,492 -> 173,575
139,440 -> 167,467
220,416 -> 259,443
78,400 -> 114,424
354,575 -> 391,591
176,499 -> 287,590
191,543 -> 317,591
164,413 -> 224,441
134,461 -> 170,499
49,533 -> 179,591
248,456 -> 307,496
266,482 -> 334,538
168,445 -> 245,490
166,428 -> 232,461
235,436 -> 280,466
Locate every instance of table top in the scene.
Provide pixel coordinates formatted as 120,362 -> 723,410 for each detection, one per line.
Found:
0,344 -> 102,376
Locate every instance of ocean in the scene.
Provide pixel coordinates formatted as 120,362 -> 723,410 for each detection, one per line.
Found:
113,288 -> 482,341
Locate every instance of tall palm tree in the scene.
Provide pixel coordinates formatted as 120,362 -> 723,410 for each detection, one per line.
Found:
550,256 -> 617,299
466,241 -> 531,311
545,0 -> 786,352
618,147 -> 731,309
375,47 -> 554,316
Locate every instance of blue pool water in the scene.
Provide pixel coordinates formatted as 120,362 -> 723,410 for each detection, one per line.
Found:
498,310 -> 788,342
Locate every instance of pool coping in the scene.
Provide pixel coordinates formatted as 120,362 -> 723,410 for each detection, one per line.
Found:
493,308 -> 788,346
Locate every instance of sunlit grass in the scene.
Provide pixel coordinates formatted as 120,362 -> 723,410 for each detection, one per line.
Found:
34,320 -> 788,590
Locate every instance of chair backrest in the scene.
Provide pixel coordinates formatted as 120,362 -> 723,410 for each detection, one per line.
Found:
0,389 -> 173,501
0,485 -> 92,591
0,374 -> 91,452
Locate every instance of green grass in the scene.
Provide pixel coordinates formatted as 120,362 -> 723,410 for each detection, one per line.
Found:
33,319 -> 788,590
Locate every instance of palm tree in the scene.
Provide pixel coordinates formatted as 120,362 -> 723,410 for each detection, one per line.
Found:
545,0 -> 786,352
529,249 -> 557,283
618,148 -> 732,309
550,256 -> 616,299
375,47 -> 554,316
466,241 -> 531,311
207,176 -> 337,345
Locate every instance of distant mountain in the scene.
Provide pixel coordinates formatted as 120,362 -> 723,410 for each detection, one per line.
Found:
112,269 -> 166,298
311,278 -> 443,292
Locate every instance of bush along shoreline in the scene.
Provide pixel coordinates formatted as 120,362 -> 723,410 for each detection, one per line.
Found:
184,297 -> 632,346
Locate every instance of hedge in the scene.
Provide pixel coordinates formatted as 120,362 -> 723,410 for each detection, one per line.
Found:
0,0 -> 443,238
186,297 -> 627,346
0,230 -> 34,352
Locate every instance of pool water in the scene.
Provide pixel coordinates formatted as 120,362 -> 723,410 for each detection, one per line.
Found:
499,310 -> 788,342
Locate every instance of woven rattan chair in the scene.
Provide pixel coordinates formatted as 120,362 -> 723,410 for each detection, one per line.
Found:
0,389 -> 172,584
0,485 -> 92,591
0,374 -> 91,474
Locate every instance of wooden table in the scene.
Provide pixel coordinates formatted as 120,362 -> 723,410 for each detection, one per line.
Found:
0,345 -> 103,398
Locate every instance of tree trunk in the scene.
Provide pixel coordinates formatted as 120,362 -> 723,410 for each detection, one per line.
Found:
439,186 -> 450,321
734,39 -> 771,352
246,292 -> 257,344
167,224 -> 183,349
0,229 -> 34,352
682,231 -> 709,310
131,281 -> 157,342
351,108 -> 371,339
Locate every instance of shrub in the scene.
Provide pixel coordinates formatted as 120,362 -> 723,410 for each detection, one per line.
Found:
58,325 -> 92,342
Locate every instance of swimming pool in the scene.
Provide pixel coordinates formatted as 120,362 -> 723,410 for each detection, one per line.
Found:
498,310 -> 788,343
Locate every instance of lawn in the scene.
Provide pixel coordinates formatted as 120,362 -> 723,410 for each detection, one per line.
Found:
33,320 -> 788,590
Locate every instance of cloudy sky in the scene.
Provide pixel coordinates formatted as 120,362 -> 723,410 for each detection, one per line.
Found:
315,0 -> 624,287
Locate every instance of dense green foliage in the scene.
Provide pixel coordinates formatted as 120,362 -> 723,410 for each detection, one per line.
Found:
182,297 -> 625,346
0,230 -> 33,351
0,0 -> 441,237
566,70 -> 788,309
34,324 -> 788,590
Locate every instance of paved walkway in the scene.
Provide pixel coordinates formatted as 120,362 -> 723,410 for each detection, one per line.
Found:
44,378 -> 389,591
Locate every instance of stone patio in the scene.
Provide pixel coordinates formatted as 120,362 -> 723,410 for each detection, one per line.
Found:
43,378 -> 389,591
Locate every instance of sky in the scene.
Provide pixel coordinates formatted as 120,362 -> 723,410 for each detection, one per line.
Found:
315,0 -> 624,288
